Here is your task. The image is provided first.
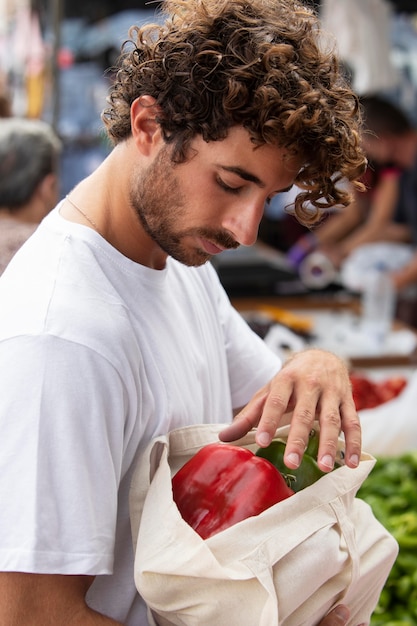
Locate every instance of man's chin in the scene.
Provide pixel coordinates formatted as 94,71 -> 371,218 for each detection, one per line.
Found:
169,249 -> 211,267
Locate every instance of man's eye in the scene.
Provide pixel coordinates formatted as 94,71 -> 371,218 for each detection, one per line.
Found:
216,177 -> 242,194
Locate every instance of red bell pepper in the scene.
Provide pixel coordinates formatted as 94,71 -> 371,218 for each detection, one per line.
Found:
172,442 -> 294,539
350,374 -> 382,410
375,376 -> 407,404
350,373 -> 407,411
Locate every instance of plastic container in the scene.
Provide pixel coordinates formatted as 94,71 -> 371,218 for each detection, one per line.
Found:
361,263 -> 396,350
299,251 -> 337,289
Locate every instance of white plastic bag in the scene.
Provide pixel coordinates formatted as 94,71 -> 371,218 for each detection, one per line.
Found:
360,370 -> 417,457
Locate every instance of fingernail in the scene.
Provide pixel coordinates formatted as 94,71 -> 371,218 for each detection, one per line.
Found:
321,454 -> 334,470
285,452 -> 300,468
257,431 -> 271,447
349,454 -> 359,467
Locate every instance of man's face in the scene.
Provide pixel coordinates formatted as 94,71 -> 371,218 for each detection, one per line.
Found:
130,126 -> 303,267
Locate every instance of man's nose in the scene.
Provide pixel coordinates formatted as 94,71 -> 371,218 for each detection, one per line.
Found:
222,201 -> 264,247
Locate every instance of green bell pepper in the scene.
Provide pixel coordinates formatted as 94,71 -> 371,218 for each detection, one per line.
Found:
255,429 -> 326,493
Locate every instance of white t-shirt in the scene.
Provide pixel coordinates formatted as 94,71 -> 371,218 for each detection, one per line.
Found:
0,205 -> 280,625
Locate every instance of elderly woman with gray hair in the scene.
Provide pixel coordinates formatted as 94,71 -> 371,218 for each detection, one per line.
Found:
0,117 -> 62,274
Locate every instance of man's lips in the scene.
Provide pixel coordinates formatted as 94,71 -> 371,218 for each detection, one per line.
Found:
199,238 -> 228,255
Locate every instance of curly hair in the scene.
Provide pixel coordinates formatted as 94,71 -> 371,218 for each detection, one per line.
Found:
102,0 -> 366,224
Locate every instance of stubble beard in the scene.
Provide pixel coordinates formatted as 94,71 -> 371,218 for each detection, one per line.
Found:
129,147 -> 239,267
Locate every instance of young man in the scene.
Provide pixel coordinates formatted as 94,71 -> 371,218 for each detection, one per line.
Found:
0,0 -> 366,623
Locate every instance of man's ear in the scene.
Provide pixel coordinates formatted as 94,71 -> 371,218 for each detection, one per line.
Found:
131,95 -> 162,155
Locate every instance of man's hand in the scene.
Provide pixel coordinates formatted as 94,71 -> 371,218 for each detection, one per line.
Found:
219,348 -> 361,472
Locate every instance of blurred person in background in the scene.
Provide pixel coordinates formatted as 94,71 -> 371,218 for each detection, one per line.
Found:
0,92 -> 12,117
286,160 -> 406,270
356,94 -> 417,327
0,117 -> 62,274
358,94 -> 417,293
0,76 -> 12,117
285,96 -> 412,274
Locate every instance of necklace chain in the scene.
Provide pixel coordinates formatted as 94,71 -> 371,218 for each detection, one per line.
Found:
66,195 -> 102,236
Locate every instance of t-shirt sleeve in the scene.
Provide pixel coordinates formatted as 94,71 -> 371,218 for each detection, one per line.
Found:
0,334 -> 126,575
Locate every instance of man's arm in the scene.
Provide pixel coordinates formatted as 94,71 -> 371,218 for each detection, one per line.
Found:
0,572 -> 124,625
391,251 -> 417,291
337,172 -> 402,259
0,572 -> 366,626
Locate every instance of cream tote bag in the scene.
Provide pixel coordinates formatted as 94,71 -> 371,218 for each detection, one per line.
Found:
130,423 -> 398,626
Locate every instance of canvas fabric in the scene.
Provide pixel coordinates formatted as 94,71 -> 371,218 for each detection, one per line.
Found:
130,423 -> 398,626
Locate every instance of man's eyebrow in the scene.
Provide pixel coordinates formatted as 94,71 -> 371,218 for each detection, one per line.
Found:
219,165 -> 294,193
219,165 -> 265,187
